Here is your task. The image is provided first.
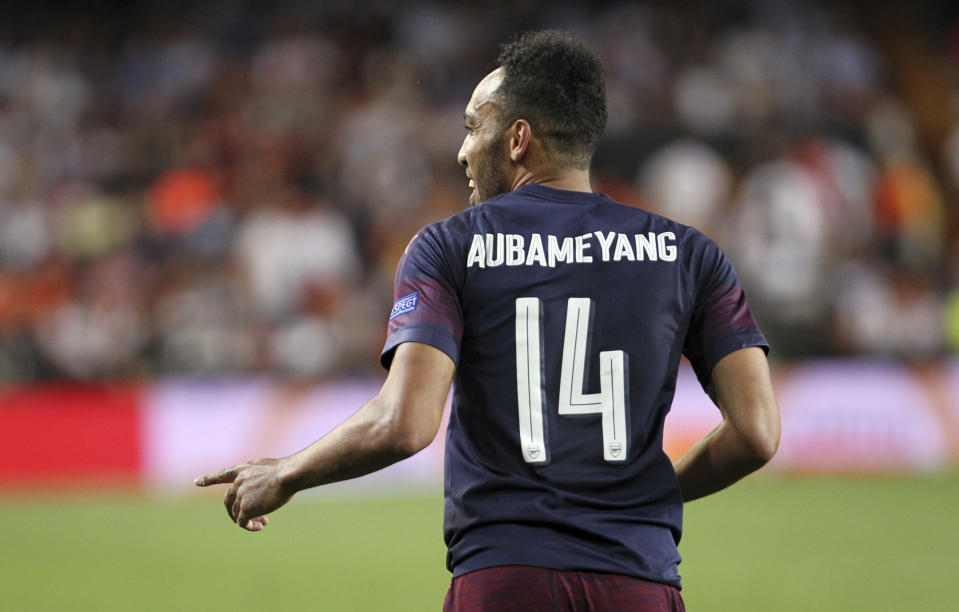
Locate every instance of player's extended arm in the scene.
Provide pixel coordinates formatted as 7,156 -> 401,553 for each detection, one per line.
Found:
194,342 -> 454,530
672,346 -> 780,502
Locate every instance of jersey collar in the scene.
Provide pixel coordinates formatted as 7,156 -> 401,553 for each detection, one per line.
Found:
515,182 -> 609,205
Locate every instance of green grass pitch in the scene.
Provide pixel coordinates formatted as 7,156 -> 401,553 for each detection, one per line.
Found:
1,474 -> 957,611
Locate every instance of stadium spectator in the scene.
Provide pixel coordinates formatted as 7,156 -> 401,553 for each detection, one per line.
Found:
0,0 -> 956,380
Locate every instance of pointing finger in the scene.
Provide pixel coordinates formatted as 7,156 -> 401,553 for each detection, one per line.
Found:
195,466 -> 239,487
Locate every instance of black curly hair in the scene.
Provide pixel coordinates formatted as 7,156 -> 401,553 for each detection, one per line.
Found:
495,30 -> 607,170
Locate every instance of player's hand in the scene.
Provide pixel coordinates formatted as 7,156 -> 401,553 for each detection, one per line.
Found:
194,458 -> 294,531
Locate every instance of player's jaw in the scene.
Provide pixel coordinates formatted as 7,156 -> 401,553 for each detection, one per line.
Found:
465,137 -> 512,206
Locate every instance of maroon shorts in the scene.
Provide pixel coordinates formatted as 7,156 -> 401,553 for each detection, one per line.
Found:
443,565 -> 685,612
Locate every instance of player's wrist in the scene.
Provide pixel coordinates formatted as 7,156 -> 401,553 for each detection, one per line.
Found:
275,456 -> 307,495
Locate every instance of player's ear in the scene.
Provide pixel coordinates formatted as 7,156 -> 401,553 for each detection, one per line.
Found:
508,119 -> 531,162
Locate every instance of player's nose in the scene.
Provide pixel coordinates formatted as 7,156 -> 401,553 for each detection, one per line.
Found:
457,142 -> 467,167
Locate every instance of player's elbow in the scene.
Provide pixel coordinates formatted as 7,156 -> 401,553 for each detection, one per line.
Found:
741,410 -> 780,464
388,421 -> 436,458
746,428 -> 779,465
368,398 -> 438,459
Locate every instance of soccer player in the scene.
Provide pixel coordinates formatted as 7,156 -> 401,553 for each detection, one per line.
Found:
196,30 -> 780,611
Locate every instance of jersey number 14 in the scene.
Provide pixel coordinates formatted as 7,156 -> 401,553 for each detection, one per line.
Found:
515,297 -> 629,464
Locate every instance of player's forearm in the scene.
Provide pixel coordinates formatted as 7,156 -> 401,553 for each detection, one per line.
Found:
276,396 -> 423,494
672,418 -> 776,502
275,344 -> 451,495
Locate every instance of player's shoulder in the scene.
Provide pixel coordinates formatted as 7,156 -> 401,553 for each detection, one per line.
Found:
594,193 -> 713,252
594,199 -> 730,273
673,221 -> 719,253
411,193 -> 520,246
400,207 -> 485,269
410,206 -> 479,251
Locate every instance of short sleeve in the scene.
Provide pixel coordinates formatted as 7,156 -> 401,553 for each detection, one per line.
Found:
682,230 -> 768,390
380,225 -> 464,369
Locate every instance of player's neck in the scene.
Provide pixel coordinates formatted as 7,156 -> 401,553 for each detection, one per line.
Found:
511,167 -> 593,194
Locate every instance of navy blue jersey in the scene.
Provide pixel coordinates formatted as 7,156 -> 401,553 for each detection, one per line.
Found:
381,183 -> 767,588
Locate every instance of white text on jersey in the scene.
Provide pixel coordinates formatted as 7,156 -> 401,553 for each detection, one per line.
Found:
466,231 -> 678,268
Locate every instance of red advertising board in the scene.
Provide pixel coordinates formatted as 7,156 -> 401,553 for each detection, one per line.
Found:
1,359 -> 958,490
0,384 -> 142,487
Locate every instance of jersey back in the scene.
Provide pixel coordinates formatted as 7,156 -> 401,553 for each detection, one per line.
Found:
381,183 -> 767,588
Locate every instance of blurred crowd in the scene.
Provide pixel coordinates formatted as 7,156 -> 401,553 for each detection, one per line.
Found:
1,0 -> 958,381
